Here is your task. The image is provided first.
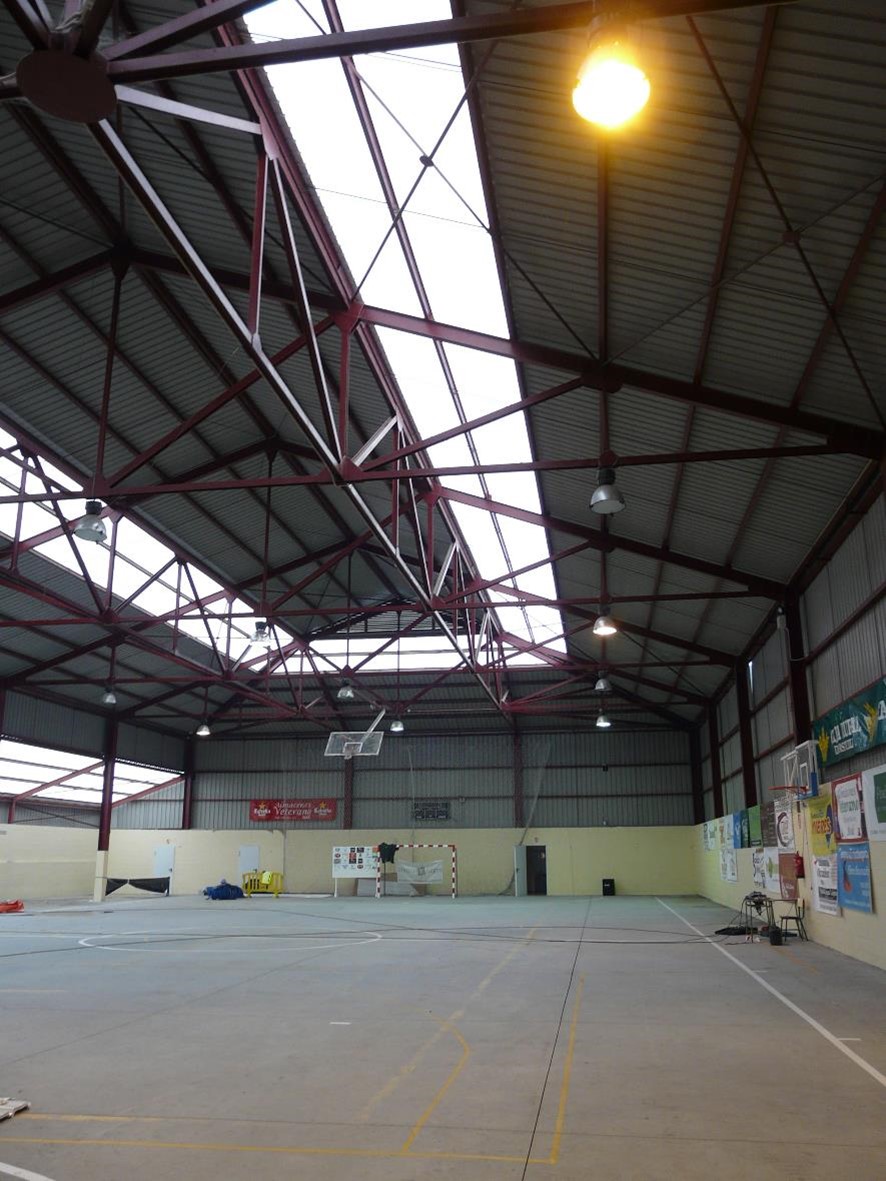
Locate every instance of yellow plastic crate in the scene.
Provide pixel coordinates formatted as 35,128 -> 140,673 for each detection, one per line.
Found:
242,871 -> 283,897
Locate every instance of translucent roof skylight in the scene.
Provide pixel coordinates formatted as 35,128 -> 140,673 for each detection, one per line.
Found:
0,431 -> 293,683
246,0 -> 566,664
0,738 -> 181,805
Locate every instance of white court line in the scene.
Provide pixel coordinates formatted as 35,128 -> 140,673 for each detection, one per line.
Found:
657,899 -> 886,1090
77,930 -> 382,954
0,1162 -> 58,1181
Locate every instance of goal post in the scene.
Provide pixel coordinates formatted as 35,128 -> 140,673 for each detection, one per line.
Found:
375,843 -> 458,900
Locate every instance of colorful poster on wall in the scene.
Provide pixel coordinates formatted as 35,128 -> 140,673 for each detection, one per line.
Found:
774,792 -> 796,853
811,856 -> 840,916
761,801 -> 778,847
752,847 -> 766,888
836,843 -> 873,913
813,678 -> 886,772
704,821 -> 717,851
779,852 -> 799,901
860,764 -> 886,841
763,847 -> 780,894
740,810 -> 750,847
748,804 -> 762,847
808,785 -> 837,858
733,812 -> 743,849
720,846 -> 738,883
332,845 -> 380,878
250,798 -> 337,822
833,774 -> 866,843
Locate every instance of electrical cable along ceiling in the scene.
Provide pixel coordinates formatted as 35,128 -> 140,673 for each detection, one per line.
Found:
0,0 -> 883,737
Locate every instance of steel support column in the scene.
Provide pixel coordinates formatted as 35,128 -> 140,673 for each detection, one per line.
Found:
513,730 -> 525,829
342,757 -> 354,830
785,600 -> 811,741
734,664 -> 758,809
689,727 -> 704,825
181,736 -> 195,830
708,707 -> 723,817
97,716 -> 118,854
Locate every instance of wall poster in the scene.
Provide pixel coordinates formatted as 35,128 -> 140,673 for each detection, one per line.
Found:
250,798 -> 337,822
774,792 -> 796,853
811,856 -> 840,916
761,801 -> 778,847
752,847 -> 766,888
860,764 -> 886,841
720,846 -> 738,883
833,774 -> 866,843
813,677 -> 886,772
836,843 -> 873,913
748,804 -> 762,847
332,846 -> 381,878
703,822 -> 716,852
778,852 -> 799,901
763,847 -> 780,895
808,786 -> 837,858
733,812 -> 743,849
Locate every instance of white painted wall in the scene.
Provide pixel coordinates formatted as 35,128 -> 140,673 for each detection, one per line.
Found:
0,825 -> 96,900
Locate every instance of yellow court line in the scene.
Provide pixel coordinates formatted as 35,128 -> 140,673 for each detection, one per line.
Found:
775,945 -> 820,974
0,1136 -> 551,1165
399,1014 -> 471,1154
548,974 -> 585,1166
359,924 -> 538,1123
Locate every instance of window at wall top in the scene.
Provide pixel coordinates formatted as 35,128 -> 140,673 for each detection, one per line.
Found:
0,738 -> 179,803
246,1 -> 566,659
0,432 -> 292,665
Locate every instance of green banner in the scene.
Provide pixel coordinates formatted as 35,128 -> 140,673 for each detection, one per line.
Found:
748,804 -> 762,847
813,678 -> 886,772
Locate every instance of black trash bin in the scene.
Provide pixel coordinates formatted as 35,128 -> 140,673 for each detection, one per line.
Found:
602,878 -> 615,896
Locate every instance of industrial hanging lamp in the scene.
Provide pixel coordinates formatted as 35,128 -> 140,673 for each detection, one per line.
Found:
572,21 -> 650,130
590,467 -> 625,516
73,500 -> 107,544
593,609 -> 618,637
337,682 -> 355,702
594,674 -> 612,694
101,687 -> 117,706
251,619 -> 271,648
390,718 -> 405,734
196,721 -> 211,738
596,709 -> 612,729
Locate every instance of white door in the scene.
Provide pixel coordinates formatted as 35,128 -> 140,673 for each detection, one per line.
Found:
238,844 -> 260,878
153,844 -> 175,880
513,845 -> 527,897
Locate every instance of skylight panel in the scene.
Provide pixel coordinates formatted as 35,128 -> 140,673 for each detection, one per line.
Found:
246,2 -> 566,664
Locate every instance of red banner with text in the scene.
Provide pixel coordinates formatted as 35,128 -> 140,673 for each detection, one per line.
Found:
250,798 -> 337,823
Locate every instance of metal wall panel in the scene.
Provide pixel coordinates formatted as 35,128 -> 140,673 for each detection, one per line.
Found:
186,729 -> 693,830
194,770 -> 343,830
112,782 -> 184,831
195,739 -> 335,773
522,729 -> 688,767
351,797 -> 511,830
722,774 -> 744,814
2,693 -> 104,755
718,687 -> 738,739
116,726 -> 184,772
11,804 -> 98,828
355,768 -> 510,800
751,631 -> 788,705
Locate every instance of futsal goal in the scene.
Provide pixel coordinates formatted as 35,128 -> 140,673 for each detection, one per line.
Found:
375,843 -> 458,899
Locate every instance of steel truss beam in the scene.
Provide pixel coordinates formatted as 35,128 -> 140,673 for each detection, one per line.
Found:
103,2 -> 797,84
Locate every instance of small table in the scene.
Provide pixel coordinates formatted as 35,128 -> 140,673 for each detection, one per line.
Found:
740,892 -> 775,940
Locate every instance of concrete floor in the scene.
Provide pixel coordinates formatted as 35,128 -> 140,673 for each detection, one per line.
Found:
0,894 -> 884,1181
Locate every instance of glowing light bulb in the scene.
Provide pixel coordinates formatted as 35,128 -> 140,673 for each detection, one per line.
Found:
572,39 -> 650,130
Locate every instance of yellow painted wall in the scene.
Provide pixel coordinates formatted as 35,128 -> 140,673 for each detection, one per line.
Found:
0,825 -> 96,899
693,816 -> 886,972
104,825 -> 696,898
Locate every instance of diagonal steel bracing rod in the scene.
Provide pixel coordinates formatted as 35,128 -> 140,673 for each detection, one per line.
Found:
86,118 -> 500,710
